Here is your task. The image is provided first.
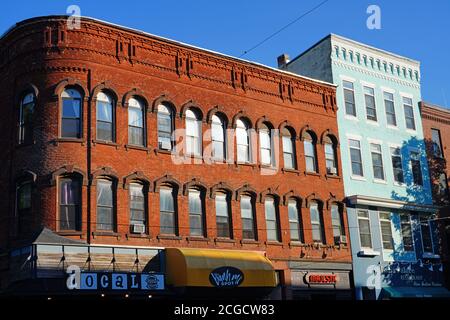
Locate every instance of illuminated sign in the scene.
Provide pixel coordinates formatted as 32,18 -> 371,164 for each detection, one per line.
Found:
305,273 -> 338,285
209,267 -> 244,288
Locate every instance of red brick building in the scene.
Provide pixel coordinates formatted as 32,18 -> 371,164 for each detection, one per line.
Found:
420,102 -> 450,287
0,16 -> 351,299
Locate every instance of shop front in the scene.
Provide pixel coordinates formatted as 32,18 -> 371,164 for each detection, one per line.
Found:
164,248 -> 277,299
288,261 -> 353,300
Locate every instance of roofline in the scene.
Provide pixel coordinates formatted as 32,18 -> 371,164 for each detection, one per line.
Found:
421,101 -> 450,114
0,15 -> 336,88
287,33 -> 420,67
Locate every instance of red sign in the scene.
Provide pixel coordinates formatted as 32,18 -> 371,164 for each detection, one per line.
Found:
306,273 -> 337,285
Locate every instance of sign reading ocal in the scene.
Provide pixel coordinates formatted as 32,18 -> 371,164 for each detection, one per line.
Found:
209,266 -> 244,288
305,273 -> 338,285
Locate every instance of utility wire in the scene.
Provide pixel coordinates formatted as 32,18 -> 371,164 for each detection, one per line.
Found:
239,0 -> 331,58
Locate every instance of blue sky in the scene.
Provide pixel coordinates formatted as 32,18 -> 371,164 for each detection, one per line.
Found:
1,0 -> 449,107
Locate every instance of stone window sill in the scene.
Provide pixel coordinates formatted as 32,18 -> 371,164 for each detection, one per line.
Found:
126,233 -> 151,239
157,234 -> 182,241
304,171 -> 320,177
125,144 -> 150,153
53,138 -> 85,145
265,241 -> 283,247
240,239 -> 260,245
325,174 -> 341,180
92,231 -> 120,238
214,237 -> 235,243
186,236 -> 210,242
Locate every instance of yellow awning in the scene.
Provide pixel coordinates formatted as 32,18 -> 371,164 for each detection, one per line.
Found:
165,248 -> 277,288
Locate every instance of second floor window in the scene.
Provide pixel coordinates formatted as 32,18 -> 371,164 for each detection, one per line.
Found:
185,109 -> 202,156
188,189 -> 204,237
410,151 -> 423,186
240,195 -> 256,240
288,199 -> 303,242
61,88 -> 82,138
343,80 -> 356,116
431,128 -> 443,158
357,210 -> 372,248
370,143 -> 385,180
383,91 -> 397,126
211,115 -> 226,160
160,187 -> 177,235
96,179 -> 115,231
129,183 -> 146,233
310,202 -> 324,243
324,136 -> 337,175
403,97 -> 416,130
349,139 -> 363,177
215,192 -> 231,238
400,213 -> 414,251
128,98 -> 145,146
265,197 -> 280,242
331,204 -> 344,245
59,178 -> 81,231
420,215 -> 434,253
157,104 -> 173,151
390,147 -> 404,183
96,92 -> 114,142
19,93 -> 35,144
379,212 -> 393,250
259,123 -> 273,166
17,181 -> 32,232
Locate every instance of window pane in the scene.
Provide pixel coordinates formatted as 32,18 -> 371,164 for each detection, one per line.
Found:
160,188 -> 174,212
97,207 -> 113,231
62,119 -> 80,138
129,107 -> 143,127
160,211 -> 175,235
129,126 -> 144,146
97,181 -> 113,206
97,101 -> 113,122
97,121 -> 113,141
63,99 -> 80,118
420,216 -> 433,252
60,179 -> 80,205
18,183 -> 32,210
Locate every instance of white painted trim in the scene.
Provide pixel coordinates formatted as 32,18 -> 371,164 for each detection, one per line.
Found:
351,175 -> 366,181
344,115 -> 359,122
360,80 -> 376,88
399,91 -> 414,99
346,133 -> 363,140
339,74 -> 357,82
373,179 -> 388,184
381,86 -> 396,94
386,125 -> 399,130
366,120 -> 380,126
367,137 -> 383,145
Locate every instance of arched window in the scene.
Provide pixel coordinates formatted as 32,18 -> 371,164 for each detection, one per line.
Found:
310,201 -> 324,243
159,186 -> 177,235
211,114 -> 226,160
324,135 -> 338,175
303,131 -> 317,173
188,188 -> 205,236
331,204 -> 345,245
215,192 -> 231,238
128,97 -> 145,146
157,104 -> 173,151
96,179 -> 116,231
16,181 -> 32,233
259,123 -> 273,166
288,199 -> 303,242
96,92 -> 114,142
265,196 -> 280,242
129,182 -> 147,234
59,177 -> 81,231
236,119 -> 251,163
61,88 -> 82,138
18,93 -> 35,144
240,194 -> 256,240
185,109 -> 202,156
282,127 -> 296,169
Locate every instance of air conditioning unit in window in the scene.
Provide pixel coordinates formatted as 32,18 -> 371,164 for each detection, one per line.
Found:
132,224 -> 146,234
339,235 -> 347,244
328,167 -> 337,175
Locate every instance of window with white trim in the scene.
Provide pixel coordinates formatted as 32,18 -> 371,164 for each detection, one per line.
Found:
379,212 -> 393,250
370,143 -> 385,180
157,104 -> 173,151
185,109 -> 202,156
357,210 -> 372,248
288,199 -> 303,242
265,196 -> 280,242
211,115 -> 226,161
324,136 -> 337,175
343,80 -> 356,116
331,204 -> 344,245
188,188 -> 204,237
310,202 -> 324,243
349,139 -> 363,177
96,179 -> 115,231
400,213 -> 414,252
303,131 -> 317,173
259,123 -> 272,166
128,97 -> 145,146
383,91 -> 397,126
61,88 -> 82,138
236,119 -> 251,163
420,215 -> 434,253
215,192 -> 231,238
364,86 -> 377,121
129,183 -> 146,232
159,186 -> 177,235
410,151 -> 423,186
282,128 -> 295,169
402,97 -> 416,130
96,92 -> 114,142
390,147 -> 404,183
241,195 -> 256,240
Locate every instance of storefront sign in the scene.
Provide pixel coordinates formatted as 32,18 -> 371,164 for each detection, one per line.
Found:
305,273 -> 338,285
209,266 -> 244,288
67,268 -> 165,291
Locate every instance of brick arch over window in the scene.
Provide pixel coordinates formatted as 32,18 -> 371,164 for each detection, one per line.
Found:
182,177 -> 208,196
304,193 -> 324,208
231,111 -> 253,129
234,184 -> 257,200
50,165 -> 88,186
259,187 -> 280,203
255,116 -> 274,131
151,94 -> 177,114
209,182 -> 234,199
320,129 -> 339,146
278,120 -> 297,136
282,190 -> 303,206
326,195 -> 345,210
90,167 -> 119,186
16,83 -> 39,105
154,174 -> 181,193
122,88 -> 149,109
299,125 -> 318,143
122,171 -> 153,191
206,106 -> 229,126
180,100 -> 204,120
91,82 -> 119,104
53,78 -> 88,99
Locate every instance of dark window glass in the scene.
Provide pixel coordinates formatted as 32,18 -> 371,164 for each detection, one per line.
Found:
343,81 -> 356,116
96,92 -> 114,142
400,214 -> 413,251
59,178 -> 81,231
157,104 -> 173,150
241,195 -> 256,240
129,183 -> 146,233
384,92 -> 397,126
364,86 -> 377,121
215,193 -> 231,238
128,98 -> 145,146
431,129 -> 443,158
420,215 -> 434,253
160,187 -> 177,235
188,189 -> 204,236
96,179 -> 115,231
19,93 -> 35,144
391,147 -> 404,183
410,151 -> 423,186
61,89 -> 82,138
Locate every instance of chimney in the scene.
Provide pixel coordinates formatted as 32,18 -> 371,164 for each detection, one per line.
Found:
277,53 -> 290,69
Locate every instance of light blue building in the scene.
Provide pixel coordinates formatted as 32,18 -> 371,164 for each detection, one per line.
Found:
283,34 -> 449,299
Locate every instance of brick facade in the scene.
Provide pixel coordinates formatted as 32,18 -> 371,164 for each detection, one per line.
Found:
0,16 -> 351,297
